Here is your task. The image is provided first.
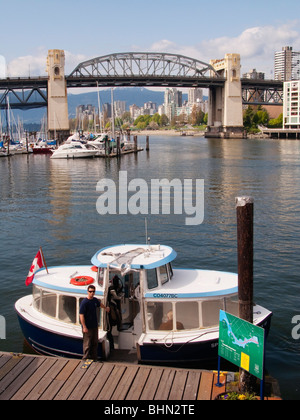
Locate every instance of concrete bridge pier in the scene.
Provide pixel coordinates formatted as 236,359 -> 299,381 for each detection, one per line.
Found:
206,54 -> 245,139
46,49 -> 70,142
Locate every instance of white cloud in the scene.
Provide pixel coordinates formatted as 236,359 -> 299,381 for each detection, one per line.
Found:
6,21 -> 300,80
148,21 -> 300,77
6,48 -> 88,77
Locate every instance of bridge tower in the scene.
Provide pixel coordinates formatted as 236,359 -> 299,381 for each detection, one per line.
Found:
207,54 -> 245,138
46,49 -> 70,142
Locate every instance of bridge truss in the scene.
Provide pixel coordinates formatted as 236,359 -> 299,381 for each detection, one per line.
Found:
67,52 -> 223,88
241,79 -> 283,106
0,77 -> 48,110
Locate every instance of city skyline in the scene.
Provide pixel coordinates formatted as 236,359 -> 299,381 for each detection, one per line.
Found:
1,0 -> 300,82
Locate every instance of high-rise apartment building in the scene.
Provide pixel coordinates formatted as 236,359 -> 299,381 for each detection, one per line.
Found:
275,46 -> 300,81
164,88 -> 183,120
188,88 -> 203,105
283,80 -> 300,129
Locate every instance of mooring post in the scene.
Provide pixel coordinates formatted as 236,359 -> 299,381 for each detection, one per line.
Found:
146,135 -> 149,151
134,135 -> 137,152
236,196 -> 256,394
116,136 -> 121,156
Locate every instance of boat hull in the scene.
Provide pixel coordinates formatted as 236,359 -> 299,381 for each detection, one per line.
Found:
33,148 -> 53,155
137,313 -> 272,365
16,311 -> 107,360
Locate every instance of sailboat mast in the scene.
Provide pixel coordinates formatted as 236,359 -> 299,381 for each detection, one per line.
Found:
97,82 -> 103,133
111,88 -> 115,139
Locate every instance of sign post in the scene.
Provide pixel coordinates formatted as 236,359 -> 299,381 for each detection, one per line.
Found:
217,310 -> 265,400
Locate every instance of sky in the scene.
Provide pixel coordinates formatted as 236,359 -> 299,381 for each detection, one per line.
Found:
1,0 -> 300,81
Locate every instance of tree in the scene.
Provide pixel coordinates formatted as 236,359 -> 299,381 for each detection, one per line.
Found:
268,113 -> 283,128
159,114 -> 169,127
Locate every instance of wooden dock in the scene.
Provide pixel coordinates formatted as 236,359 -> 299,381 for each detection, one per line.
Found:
0,351 -> 225,401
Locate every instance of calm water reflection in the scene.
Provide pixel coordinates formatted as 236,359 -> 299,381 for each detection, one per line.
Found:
0,136 -> 300,399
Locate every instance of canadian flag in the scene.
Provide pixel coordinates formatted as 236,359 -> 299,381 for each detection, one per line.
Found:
25,250 -> 44,286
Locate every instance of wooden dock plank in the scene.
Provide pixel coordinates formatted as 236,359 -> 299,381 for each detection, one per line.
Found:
139,367 -> 164,400
125,366 -> 151,400
97,365 -> 127,400
211,372 -> 226,400
197,370 -> 214,400
0,354 -> 22,382
67,362 -> 103,400
154,368 -> 176,400
32,358 -> 69,400
0,354 -> 13,371
11,357 -> 57,400
83,363 -> 114,400
1,357 -> 46,401
169,369 -> 189,400
111,365 -> 139,400
182,370 -> 202,400
0,356 -> 34,399
51,359 -> 83,400
0,352 -> 220,400
38,359 -> 78,400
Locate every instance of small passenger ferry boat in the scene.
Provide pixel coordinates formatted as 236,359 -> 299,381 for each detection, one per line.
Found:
15,244 -> 272,364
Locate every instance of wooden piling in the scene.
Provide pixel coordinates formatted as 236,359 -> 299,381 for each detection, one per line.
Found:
133,135 -> 137,152
116,136 -> 121,156
146,135 -> 149,151
236,196 -> 254,323
236,196 -> 256,394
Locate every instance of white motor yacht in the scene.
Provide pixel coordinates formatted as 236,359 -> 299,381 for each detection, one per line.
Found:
51,141 -> 98,159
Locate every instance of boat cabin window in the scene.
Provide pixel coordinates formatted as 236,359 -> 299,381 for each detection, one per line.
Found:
147,302 -> 172,330
145,294 -> 239,331
33,285 -> 41,311
147,301 -> 200,331
159,263 -> 173,285
224,295 -> 239,316
201,299 -> 223,328
147,269 -> 158,289
176,301 -> 199,330
41,290 -> 57,318
32,286 -> 103,327
146,263 -> 173,289
58,295 -> 77,324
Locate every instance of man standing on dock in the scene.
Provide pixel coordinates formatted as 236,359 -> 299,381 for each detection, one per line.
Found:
79,285 -> 110,361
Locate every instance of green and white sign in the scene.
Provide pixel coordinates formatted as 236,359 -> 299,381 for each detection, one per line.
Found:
218,310 -> 265,380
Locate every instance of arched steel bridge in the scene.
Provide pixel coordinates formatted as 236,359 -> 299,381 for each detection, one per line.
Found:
67,52 -> 223,88
0,52 -> 283,109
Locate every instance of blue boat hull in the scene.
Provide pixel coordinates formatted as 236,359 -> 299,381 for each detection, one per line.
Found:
138,314 -> 272,365
17,311 -> 272,365
17,314 -> 105,359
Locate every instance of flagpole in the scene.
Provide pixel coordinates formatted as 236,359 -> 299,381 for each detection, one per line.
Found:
40,247 -> 49,274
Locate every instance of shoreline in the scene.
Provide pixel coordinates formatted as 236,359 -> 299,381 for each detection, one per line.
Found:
133,129 -> 205,137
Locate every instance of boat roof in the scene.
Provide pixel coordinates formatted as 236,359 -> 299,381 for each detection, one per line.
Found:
91,244 -> 176,271
33,265 -> 102,296
145,268 -> 238,298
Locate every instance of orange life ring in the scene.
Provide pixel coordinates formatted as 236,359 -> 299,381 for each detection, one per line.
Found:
70,276 -> 94,286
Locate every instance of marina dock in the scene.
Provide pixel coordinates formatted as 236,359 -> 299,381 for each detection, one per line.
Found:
0,351 -> 280,401
0,351 -> 225,401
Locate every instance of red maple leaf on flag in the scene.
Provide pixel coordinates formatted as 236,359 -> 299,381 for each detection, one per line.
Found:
25,250 -> 44,286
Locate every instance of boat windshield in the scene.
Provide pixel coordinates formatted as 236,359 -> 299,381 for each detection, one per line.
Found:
146,263 -> 173,289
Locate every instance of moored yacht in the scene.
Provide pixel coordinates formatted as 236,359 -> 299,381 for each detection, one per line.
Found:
50,141 -> 98,159
15,244 -> 272,363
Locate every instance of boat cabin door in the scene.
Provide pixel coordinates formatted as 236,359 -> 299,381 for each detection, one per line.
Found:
107,271 -> 141,351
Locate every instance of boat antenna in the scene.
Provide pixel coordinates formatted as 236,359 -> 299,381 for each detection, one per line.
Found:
145,217 -> 150,246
